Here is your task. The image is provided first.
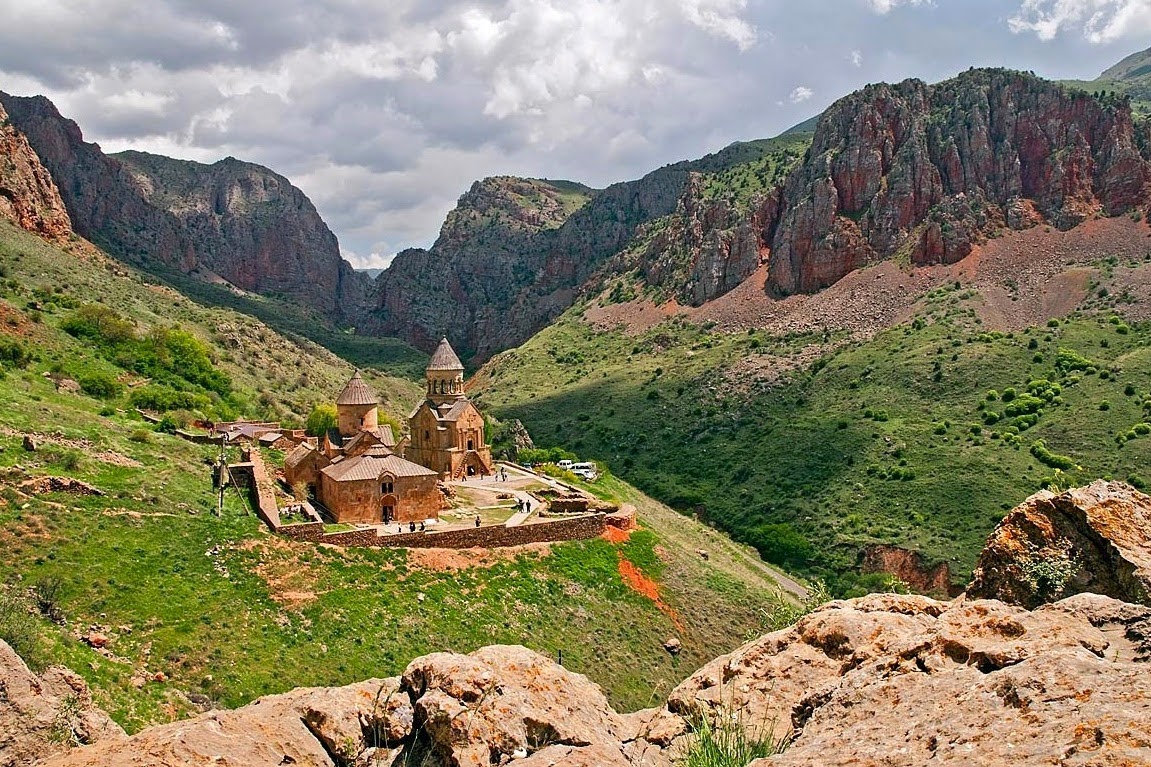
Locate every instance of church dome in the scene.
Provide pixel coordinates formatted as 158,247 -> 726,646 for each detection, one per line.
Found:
427,338 -> 464,372
336,371 -> 378,406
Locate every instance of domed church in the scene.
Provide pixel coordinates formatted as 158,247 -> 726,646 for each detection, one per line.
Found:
405,338 -> 494,479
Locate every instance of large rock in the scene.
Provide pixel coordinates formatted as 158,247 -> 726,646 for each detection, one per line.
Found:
967,480 -> 1151,607
401,645 -> 633,767
37,677 -> 408,767
0,639 -> 123,766
670,593 -> 1151,766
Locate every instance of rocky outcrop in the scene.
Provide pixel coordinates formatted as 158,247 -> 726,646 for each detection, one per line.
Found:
0,639 -> 123,766
639,174 -> 780,306
0,101 -> 71,241
36,676 -> 408,767
858,543 -> 954,596
767,69 -> 1151,294
0,93 -> 368,324
967,480 -> 1151,608
35,594 -> 1151,766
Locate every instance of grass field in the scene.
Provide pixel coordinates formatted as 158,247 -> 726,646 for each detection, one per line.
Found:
476,283 -> 1151,594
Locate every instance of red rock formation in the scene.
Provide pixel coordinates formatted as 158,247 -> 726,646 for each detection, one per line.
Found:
768,69 -> 1151,294
0,100 -> 71,241
967,480 -> 1151,608
859,543 -> 954,596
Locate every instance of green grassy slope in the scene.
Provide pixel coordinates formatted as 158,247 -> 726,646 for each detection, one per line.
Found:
476,284 -> 1151,595
1060,46 -> 1151,118
0,221 -> 790,730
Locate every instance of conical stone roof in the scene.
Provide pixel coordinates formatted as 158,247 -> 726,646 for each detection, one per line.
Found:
427,337 -> 464,372
336,370 -> 379,406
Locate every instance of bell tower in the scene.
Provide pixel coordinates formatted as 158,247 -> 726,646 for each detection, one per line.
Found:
425,337 -> 465,407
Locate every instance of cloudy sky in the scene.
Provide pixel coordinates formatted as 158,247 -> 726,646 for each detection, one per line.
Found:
1,0 -> 1148,268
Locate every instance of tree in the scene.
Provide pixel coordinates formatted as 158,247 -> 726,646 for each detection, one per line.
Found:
306,404 -> 338,437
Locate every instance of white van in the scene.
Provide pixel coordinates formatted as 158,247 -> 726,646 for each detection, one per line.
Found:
571,462 -> 596,472
557,459 -> 574,469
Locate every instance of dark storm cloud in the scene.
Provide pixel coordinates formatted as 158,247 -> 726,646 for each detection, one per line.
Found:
0,0 -> 1147,267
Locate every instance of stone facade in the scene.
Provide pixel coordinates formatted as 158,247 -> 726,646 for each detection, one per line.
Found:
317,463 -> 440,524
405,338 -> 494,479
289,372 -> 444,524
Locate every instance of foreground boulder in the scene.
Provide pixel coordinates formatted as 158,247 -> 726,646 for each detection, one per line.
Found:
32,592 -> 1151,766
36,677 -> 409,767
967,480 -> 1151,607
0,640 -> 123,766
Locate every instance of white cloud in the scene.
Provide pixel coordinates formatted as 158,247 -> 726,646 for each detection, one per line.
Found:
789,86 -> 814,103
866,0 -> 932,14
850,49 -> 863,67
1009,0 -> 1151,43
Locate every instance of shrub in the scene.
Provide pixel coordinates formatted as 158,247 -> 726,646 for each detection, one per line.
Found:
0,338 -> 31,368
1030,440 -> 1077,471
79,371 -> 122,399
128,429 -> 151,444
1018,541 -> 1077,603
1001,388 -> 1017,402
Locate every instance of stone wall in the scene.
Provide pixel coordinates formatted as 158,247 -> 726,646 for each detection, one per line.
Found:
279,514 -> 606,549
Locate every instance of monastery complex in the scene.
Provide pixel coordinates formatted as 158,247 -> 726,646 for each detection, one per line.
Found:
284,338 -> 493,524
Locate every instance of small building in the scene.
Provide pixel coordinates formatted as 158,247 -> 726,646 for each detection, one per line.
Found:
405,338 -> 494,479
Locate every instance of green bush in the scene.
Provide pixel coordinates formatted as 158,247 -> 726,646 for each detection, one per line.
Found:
0,338 -> 31,368
79,371 -> 122,399
1030,440 -> 1077,471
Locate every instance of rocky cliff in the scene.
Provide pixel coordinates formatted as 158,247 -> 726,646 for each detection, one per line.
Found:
766,68 -> 1151,294
371,68 -> 1151,361
0,93 -> 368,324
113,150 -> 369,320
0,101 -> 72,241
26,593 -> 1151,766
368,141 -> 787,361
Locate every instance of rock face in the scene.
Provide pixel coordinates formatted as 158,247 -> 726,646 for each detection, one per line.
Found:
0,100 -> 72,241
766,68 -> 1151,294
859,543 -> 954,596
0,93 -> 368,324
113,151 -> 369,321
369,142 -> 782,361
0,639 -> 123,766
967,480 -> 1151,608
35,592 -> 1151,766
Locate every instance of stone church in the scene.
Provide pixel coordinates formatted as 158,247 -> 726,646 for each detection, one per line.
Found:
406,338 -> 494,480
284,372 -> 441,524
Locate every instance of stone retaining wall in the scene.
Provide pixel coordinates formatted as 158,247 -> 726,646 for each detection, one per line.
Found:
279,514 -> 606,549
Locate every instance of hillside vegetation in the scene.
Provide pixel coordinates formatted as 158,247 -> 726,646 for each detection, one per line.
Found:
477,265 -> 1151,594
0,221 -> 792,731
